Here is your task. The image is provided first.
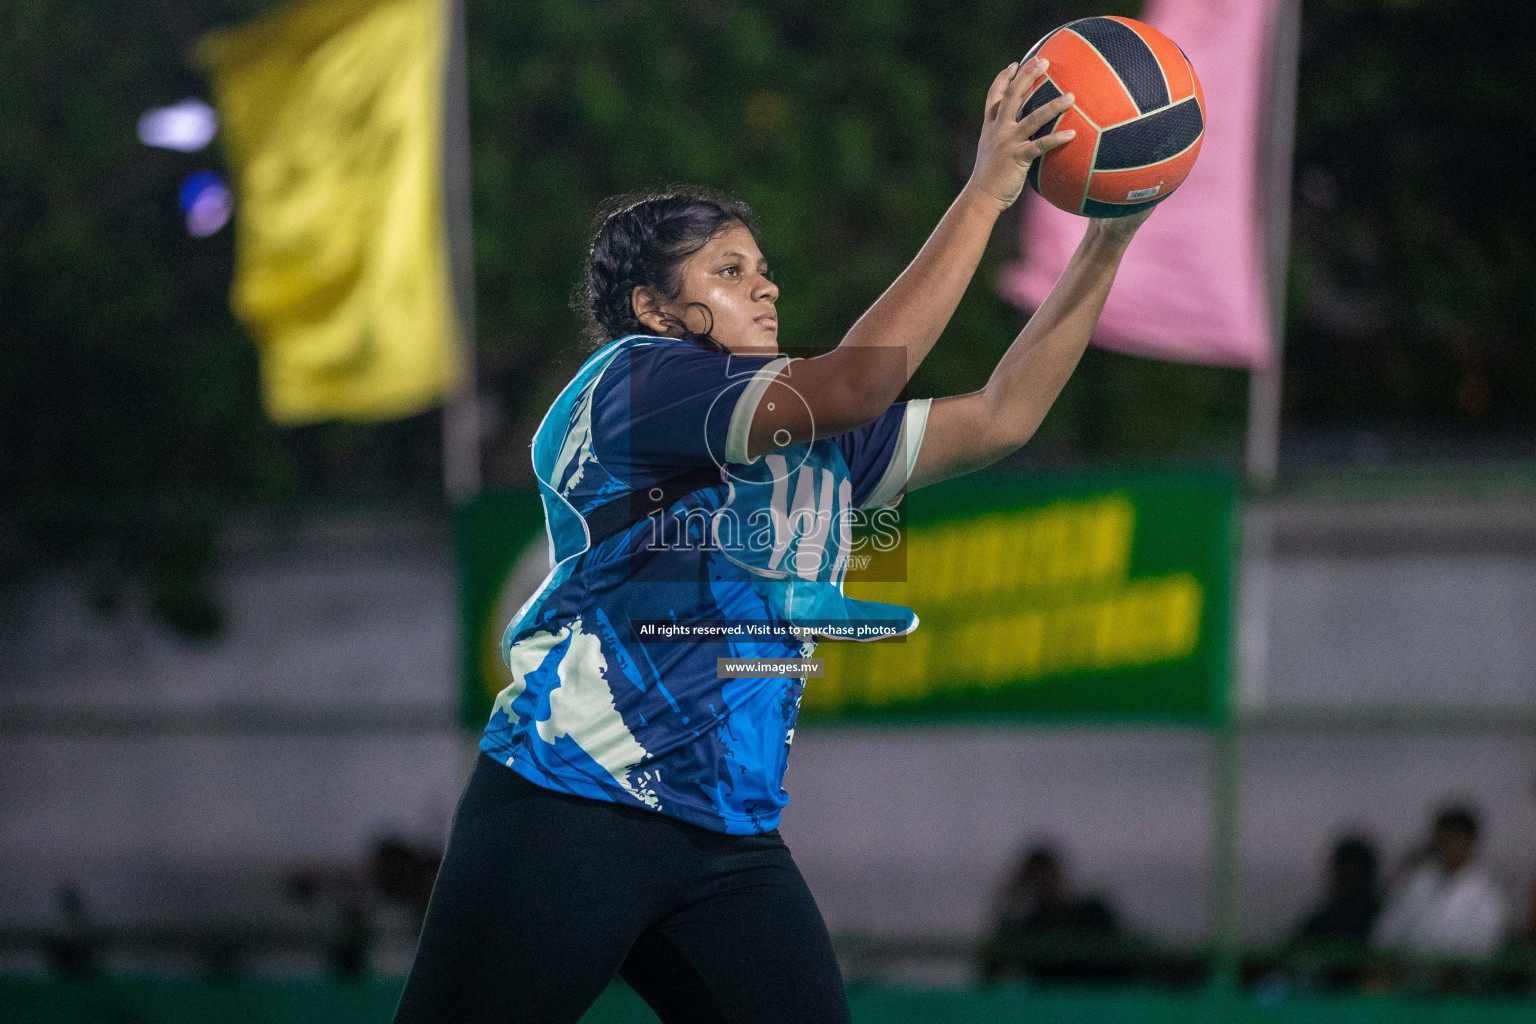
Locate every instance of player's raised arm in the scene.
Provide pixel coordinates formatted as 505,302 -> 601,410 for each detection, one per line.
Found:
744,58 -> 1075,461
906,208 -> 1153,489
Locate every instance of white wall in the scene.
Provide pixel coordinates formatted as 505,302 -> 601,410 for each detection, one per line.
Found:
784,725 -> 1536,943
3,499 -> 1534,951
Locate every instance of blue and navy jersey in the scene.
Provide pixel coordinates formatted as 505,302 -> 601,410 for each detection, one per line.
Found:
481,335 -> 930,834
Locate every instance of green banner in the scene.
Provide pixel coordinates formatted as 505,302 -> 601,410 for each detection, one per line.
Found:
456,469 -> 1236,730
455,491 -> 547,729
807,467 -> 1236,724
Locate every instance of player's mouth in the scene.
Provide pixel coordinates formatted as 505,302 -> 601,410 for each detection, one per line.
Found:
754,313 -> 778,330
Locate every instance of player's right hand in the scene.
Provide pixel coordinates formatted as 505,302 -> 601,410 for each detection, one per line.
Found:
965,58 -> 1076,212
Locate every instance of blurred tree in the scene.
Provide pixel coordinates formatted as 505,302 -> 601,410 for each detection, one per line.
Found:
462,0 -> 1157,481
1287,0 -> 1536,451
3,0 -> 1533,637
1,0 -> 271,635
0,0 -> 443,635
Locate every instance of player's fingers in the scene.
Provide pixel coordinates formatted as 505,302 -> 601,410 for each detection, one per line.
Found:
1022,128 -> 1077,160
984,62 -> 1019,121
1002,57 -> 1050,117
1016,92 -> 1074,137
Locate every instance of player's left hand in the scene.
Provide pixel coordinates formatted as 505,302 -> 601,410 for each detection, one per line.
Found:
967,58 -> 1077,211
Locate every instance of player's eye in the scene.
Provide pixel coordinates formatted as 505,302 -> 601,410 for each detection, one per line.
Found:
760,265 -> 774,282
719,264 -> 740,277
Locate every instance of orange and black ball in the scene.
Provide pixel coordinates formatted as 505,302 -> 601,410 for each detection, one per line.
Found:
1021,17 -> 1206,217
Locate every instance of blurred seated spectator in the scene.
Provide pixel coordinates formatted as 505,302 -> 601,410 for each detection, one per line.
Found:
1296,835 -> 1383,942
1371,804 -> 1507,985
43,884 -> 99,977
1282,835 -> 1382,989
285,833 -> 442,977
369,836 -> 441,926
978,844 -> 1126,985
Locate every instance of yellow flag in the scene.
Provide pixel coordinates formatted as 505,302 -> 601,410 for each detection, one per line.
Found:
198,0 -> 462,423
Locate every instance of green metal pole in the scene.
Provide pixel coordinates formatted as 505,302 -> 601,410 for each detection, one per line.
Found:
442,0 -> 481,501
1212,717 -> 1241,1010
1214,0 -> 1301,1013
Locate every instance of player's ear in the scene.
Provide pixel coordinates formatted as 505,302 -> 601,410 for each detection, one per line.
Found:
631,286 -> 673,336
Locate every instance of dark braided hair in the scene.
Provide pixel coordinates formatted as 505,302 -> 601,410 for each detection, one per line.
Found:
577,187 -> 760,352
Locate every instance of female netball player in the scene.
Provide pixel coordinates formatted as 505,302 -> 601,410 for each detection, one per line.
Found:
394,57 -> 1152,1024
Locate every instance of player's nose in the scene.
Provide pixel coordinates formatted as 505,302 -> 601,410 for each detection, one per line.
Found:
753,272 -> 778,303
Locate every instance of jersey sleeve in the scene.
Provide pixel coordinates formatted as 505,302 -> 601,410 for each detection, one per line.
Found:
590,341 -> 789,479
831,398 -> 932,510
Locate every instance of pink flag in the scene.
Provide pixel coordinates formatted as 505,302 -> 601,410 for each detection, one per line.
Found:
999,0 -> 1283,368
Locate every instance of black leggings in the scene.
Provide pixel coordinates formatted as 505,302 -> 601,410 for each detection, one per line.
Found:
392,753 -> 851,1024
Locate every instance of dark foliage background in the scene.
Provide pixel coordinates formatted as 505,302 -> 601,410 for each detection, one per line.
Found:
1286,0 -> 1536,455
1,0 -> 1532,634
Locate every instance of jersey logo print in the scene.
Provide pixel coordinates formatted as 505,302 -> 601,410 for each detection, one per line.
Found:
731,456 -> 854,583
508,619 -> 660,810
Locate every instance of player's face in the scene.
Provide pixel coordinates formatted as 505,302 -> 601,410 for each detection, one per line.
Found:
667,222 -> 780,354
